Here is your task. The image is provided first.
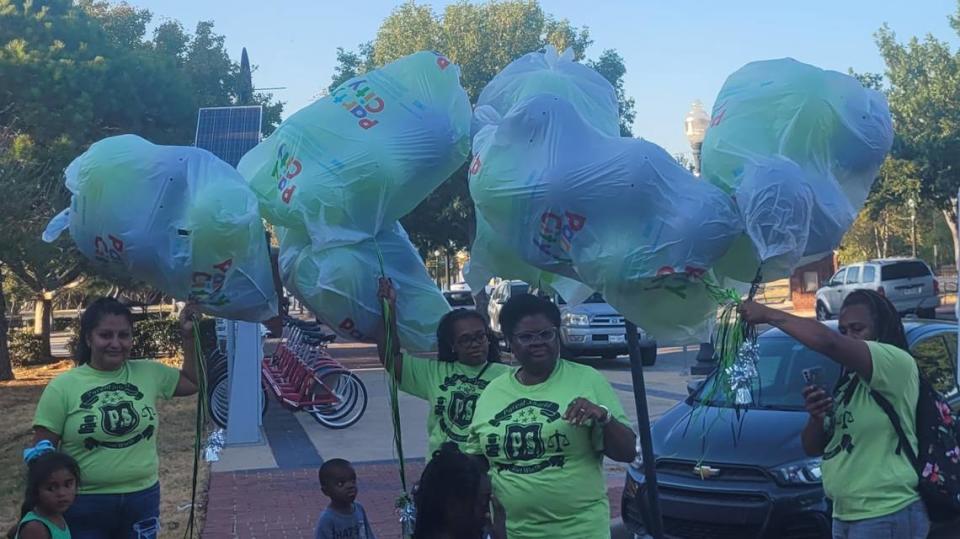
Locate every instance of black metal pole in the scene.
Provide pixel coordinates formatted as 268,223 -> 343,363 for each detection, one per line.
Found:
626,320 -> 665,539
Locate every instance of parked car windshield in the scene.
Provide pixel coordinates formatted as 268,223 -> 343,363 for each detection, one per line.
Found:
556,292 -> 606,305
510,283 -> 529,296
443,291 -> 474,307
881,261 -> 931,280
694,336 -> 843,410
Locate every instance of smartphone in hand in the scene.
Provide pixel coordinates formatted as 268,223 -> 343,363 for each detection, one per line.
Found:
802,366 -> 823,386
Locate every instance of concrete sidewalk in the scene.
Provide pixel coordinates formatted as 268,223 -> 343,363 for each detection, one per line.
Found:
200,340 -> 664,538
202,459 -> 629,538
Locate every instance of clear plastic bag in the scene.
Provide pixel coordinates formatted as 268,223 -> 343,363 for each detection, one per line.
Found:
288,223 -> 450,353
702,58 -> 893,281
470,95 -> 742,343
238,51 -> 471,247
43,135 -> 278,322
472,45 -> 619,137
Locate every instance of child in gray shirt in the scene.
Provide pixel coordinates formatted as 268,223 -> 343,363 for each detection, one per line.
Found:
315,459 -> 376,539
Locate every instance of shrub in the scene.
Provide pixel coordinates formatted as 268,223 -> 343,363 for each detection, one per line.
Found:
9,331 -> 49,367
67,316 -> 183,360
132,318 -> 181,359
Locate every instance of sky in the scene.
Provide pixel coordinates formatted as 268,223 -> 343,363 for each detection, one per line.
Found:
130,0 -> 960,158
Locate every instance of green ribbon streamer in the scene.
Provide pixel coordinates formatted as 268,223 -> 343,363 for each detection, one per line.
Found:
373,242 -> 414,537
184,318 -> 209,539
699,269 -> 763,406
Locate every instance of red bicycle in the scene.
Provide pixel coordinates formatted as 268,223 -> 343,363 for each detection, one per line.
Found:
260,316 -> 368,429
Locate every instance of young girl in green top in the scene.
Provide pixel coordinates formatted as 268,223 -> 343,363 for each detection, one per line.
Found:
376,278 -> 510,455
7,451 -> 79,539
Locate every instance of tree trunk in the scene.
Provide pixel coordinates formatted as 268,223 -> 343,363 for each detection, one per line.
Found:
879,218 -> 890,258
0,266 -> 13,381
445,251 -> 452,289
33,292 -> 53,361
873,225 -> 883,259
943,200 -> 959,272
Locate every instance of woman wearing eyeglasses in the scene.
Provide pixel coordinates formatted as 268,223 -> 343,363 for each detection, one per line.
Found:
377,278 -> 510,457
465,294 -> 637,539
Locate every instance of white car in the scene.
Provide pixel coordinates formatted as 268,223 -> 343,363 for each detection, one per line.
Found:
443,289 -> 476,310
816,258 -> 940,320
487,280 -> 529,335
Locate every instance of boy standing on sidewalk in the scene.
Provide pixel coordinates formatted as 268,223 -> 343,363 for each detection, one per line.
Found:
315,459 -> 376,539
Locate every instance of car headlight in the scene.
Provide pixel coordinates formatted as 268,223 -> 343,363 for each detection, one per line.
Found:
562,313 -> 590,327
630,437 -> 644,470
773,458 -> 822,485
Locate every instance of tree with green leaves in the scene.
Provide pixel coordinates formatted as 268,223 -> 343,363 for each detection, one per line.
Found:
839,157 -> 923,264
873,4 -> 960,265
0,0 -> 283,376
329,0 -> 636,255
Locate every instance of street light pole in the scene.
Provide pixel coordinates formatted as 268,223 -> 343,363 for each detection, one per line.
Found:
684,100 -> 716,375
684,100 -> 710,177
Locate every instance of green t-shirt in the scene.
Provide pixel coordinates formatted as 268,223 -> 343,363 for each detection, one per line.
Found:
33,360 -> 181,494
822,341 -> 920,521
16,511 -> 71,539
465,359 -> 628,539
399,354 -> 510,456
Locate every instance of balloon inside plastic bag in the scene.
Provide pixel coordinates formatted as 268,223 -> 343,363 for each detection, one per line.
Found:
473,45 -> 619,137
275,225 -> 310,297
42,135 -> 278,322
702,58 -> 892,281
466,214 -> 594,305
712,156 -> 816,281
470,95 -> 742,343
238,51 -> 471,246
288,224 -> 450,353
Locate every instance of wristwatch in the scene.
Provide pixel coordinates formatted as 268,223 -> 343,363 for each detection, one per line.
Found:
597,405 -> 612,427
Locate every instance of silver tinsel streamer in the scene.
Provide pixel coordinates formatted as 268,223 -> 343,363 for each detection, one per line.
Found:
725,339 -> 759,406
396,494 -> 415,537
204,429 -> 225,462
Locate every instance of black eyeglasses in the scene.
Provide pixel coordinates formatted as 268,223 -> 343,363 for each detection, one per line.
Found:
455,332 -> 489,347
512,328 -> 558,346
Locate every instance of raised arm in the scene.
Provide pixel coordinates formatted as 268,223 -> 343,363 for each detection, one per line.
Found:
374,277 -> 403,382
740,301 -> 873,382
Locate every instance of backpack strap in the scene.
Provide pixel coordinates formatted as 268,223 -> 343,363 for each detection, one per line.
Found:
869,388 -> 920,471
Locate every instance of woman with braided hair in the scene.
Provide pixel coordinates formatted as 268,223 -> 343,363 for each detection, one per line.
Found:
741,289 -> 929,538
412,442 -> 506,539
376,278 -> 510,456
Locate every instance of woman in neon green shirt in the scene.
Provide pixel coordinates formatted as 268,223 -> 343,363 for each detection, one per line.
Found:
30,297 -> 201,539
466,294 -> 637,539
741,289 -> 929,539
377,278 -> 510,456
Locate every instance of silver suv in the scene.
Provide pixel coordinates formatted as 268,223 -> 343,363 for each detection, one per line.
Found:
816,258 -> 940,320
535,290 -> 657,366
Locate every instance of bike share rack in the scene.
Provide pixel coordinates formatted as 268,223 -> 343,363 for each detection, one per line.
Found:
217,318 -> 265,445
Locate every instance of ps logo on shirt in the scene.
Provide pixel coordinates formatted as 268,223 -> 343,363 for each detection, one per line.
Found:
100,401 -> 140,436
505,423 -> 545,461
448,391 -> 479,428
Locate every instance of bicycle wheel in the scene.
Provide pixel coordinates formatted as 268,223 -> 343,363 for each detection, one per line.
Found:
306,371 -> 358,422
207,372 -> 270,429
205,350 -> 228,391
306,372 -> 368,429
208,372 -> 231,429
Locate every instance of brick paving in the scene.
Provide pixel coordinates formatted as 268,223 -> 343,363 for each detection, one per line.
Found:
202,461 -> 625,538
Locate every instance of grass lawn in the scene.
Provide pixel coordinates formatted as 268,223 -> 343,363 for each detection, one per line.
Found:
0,359 -> 210,538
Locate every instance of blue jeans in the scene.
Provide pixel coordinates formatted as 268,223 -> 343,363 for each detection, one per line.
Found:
832,500 -> 930,539
65,482 -> 161,539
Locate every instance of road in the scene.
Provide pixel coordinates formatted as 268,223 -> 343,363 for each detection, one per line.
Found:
290,341 -> 699,470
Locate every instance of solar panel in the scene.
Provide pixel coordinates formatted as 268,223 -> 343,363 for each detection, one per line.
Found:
194,106 -> 263,167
